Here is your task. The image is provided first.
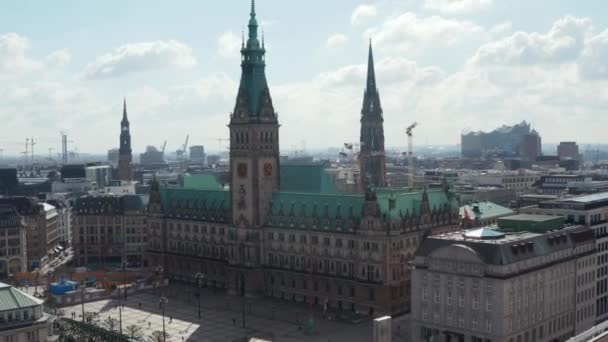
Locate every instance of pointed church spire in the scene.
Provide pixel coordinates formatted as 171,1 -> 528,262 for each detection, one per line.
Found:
367,39 -> 376,91
122,98 -> 128,122
359,39 -> 386,189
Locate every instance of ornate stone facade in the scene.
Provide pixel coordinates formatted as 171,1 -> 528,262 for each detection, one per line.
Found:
145,0 -> 460,317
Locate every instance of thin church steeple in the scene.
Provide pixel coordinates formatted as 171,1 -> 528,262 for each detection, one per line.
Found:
359,40 -> 386,189
367,39 -> 376,91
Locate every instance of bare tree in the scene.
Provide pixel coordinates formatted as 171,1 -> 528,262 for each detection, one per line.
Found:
148,330 -> 171,342
102,316 -> 119,332
126,324 -> 144,339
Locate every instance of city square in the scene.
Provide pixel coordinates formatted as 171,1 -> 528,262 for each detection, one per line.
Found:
55,284 -> 408,341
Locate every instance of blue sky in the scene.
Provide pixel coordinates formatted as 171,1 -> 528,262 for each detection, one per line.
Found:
1,0 -> 608,156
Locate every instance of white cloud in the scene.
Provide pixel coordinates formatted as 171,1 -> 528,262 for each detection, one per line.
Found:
351,4 -> 378,26
489,22 -> 512,37
471,16 -> 592,65
45,49 -> 71,68
578,29 -> 608,80
366,12 -> 485,54
424,0 -> 493,14
218,31 -> 242,59
325,34 -> 349,49
81,40 -> 197,80
0,33 -> 41,75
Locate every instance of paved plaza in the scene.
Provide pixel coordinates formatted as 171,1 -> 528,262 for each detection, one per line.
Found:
50,284 -> 409,342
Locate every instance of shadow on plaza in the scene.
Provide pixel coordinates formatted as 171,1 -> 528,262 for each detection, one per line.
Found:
89,285 -> 325,341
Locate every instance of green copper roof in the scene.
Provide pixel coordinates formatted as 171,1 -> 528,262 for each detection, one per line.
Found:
280,163 -> 338,193
269,192 -> 364,230
376,189 -> 456,220
0,282 -> 43,311
160,187 -> 230,221
460,201 -> 514,220
183,174 -> 224,190
232,0 -> 272,118
268,188 -> 456,230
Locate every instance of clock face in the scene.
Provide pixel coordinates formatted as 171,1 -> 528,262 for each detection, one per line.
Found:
122,126 -> 128,131
263,163 -> 273,177
237,163 -> 248,178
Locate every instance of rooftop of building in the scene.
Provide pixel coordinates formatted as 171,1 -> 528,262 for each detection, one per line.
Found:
499,213 -> 560,222
0,282 -> 43,311
416,225 -> 594,265
560,192 -> 608,203
497,214 -> 565,233
74,194 -> 145,214
0,205 -> 20,221
460,201 -> 514,220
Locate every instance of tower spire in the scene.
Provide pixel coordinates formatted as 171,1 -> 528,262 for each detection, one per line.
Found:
367,39 -> 376,90
122,98 -> 128,122
248,0 -> 258,41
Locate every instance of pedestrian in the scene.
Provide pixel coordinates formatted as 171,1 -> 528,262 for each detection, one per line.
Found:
138,302 -> 142,309
148,321 -> 151,328
232,318 -> 236,326
169,316 -> 172,323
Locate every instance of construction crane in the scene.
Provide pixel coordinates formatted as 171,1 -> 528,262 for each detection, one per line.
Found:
161,140 -> 167,153
406,122 -> 418,189
176,135 -> 190,160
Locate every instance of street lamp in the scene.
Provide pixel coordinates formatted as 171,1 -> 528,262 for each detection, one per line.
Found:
194,272 -> 205,319
122,262 -> 128,300
79,280 -> 86,323
155,265 -> 164,296
159,296 -> 168,342
47,271 -> 54,295
33,268 -> 39,296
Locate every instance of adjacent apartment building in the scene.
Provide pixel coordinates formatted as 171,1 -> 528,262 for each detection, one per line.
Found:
521,192 -> 608,323
0,205 -> 27,278
0,197 -> 60,270
73,194 -> 147,267
411,224 -> 597,342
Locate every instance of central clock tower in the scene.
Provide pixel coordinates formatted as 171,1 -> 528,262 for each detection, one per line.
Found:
229,0 -> 280,228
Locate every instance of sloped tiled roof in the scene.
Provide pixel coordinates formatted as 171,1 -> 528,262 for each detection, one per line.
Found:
160,187 -> 230,222
268,188 -> 456,230
0,282 -> 43,311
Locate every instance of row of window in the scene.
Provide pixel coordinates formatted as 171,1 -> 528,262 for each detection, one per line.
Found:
169,223 -> 225,236
421,310 -> 492,333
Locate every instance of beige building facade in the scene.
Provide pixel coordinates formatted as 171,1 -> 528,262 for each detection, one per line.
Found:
411,226 -> 596,342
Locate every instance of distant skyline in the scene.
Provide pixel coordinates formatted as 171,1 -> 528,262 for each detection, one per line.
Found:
1,0 -> 608,155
